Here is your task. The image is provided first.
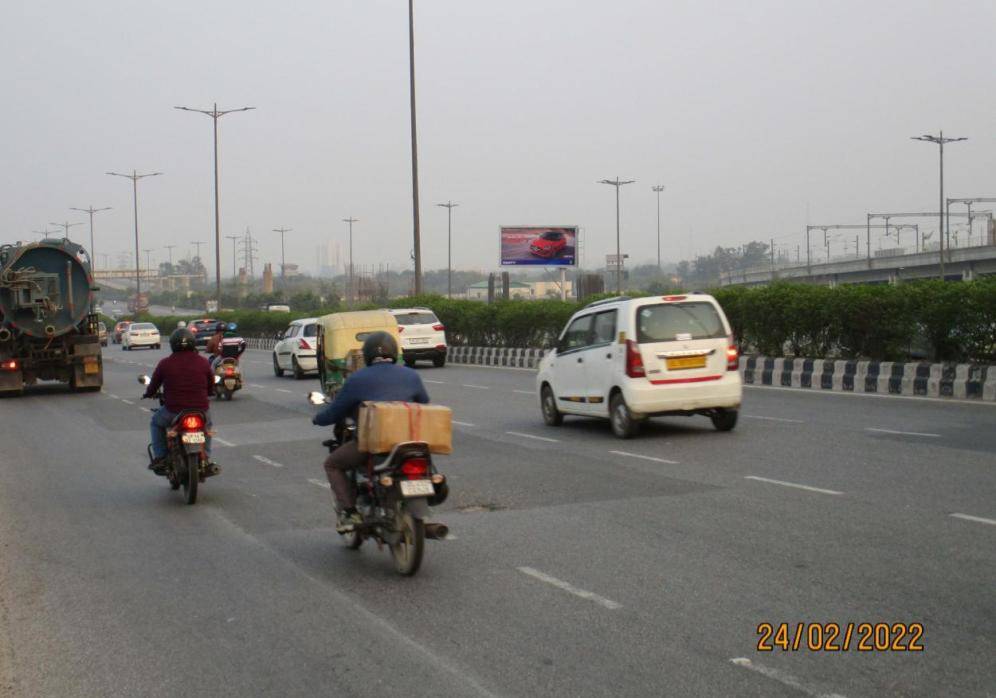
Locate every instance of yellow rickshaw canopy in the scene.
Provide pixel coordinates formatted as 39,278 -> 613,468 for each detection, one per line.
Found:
318,310 -> 400,363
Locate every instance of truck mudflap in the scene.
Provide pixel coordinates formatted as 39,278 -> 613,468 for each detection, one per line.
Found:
0,367 -> 23,393
70,355 -> 103,390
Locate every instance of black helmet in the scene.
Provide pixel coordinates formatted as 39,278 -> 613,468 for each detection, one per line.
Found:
215,322 -> 226,332
169,328 -> 196,352
362,331 -> 398,366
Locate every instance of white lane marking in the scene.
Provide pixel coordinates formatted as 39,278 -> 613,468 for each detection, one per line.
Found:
744,476 -> 843,496
253,455 -> 284,468
100,389 -> 107,394
506,431 -> 559,443
513,389 -> 534,395
609,450 -> 679,465
275,388 -> 293,394
950,513 -> 996,527
120,399 -> 135,405
139,407 -> 151,413
108,394 -> 119,400
517,567 -> 622,610
730,658 -> 846,698
462,384 -> 490,390
744,383 -> 996,407
249,383 -> 265,388
424,379 -> 448,384
865,427 -> 941,438
744,415 -> 804,424
215,438 -> 236,448
308,478 -> 330,489
453,421 -> 476,427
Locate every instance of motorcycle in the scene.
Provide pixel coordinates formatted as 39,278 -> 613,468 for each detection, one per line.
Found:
140,375 -> 216,504
308,391 -> 450,576
211,334 -> 247,401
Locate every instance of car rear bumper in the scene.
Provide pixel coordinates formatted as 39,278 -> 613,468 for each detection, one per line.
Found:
294,353 -> 317,371
623,373 -> 742,415
402,346 -> 447,359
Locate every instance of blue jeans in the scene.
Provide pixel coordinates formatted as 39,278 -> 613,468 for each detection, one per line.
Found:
150,407 -> 212,459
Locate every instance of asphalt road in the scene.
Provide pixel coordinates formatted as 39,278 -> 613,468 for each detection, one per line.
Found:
1,347 -> 993,697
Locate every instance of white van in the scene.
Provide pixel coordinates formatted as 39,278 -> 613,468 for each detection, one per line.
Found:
535,294 -> 742,437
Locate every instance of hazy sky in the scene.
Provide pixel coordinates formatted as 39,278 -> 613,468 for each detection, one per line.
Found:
3,0 -> 994,276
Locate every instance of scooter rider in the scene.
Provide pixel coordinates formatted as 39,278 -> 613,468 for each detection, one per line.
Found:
312,331 -> 429,532
143,327 -> 218,475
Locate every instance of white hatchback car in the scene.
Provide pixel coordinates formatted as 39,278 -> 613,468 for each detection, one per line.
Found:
122,322 -> 161,351
536,294 -> 742,437
272,317 -> 319,379
388,308 -> 447,367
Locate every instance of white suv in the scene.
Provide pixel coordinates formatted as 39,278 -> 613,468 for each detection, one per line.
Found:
388,308 -> 447,367
272,317 -> 319,379
536,294 -> 742,437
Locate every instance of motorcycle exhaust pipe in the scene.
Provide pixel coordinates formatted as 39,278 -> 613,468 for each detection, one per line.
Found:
0,327 -> 11,342
424,523 -> 449,540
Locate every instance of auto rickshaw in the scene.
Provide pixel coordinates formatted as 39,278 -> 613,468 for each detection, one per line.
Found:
317,310 -> 400,396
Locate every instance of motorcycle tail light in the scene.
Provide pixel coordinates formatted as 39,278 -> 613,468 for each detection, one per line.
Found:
224,366 -> 235,376
181,414 -> 205,431
400,458 -> 429,478
625,339 -> 645,378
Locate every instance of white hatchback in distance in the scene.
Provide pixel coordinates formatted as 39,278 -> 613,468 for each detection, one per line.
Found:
122,322 -> 161,350
272,317 -> 319,379
388,308 -> 447,367
536,294 -> 742,438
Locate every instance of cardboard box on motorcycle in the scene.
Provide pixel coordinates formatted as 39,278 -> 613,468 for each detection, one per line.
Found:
358,401 -> 453,455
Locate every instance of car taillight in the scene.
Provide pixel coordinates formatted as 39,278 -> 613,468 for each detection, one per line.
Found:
181,414 -> 205,431
432,324 -> 445,331
662,295 -> 687,301
0,359 -> 19,371
299,338 -> 311,350
400,458 -> 429,478
625,340 -> 645,378
726,341 -> 739,371
397,326 -> 405,333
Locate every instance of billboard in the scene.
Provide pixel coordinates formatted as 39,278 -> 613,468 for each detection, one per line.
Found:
500,226 -> 577,266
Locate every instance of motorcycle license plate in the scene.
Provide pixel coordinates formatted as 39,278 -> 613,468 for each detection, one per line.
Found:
224,379 -> 236,389
666,355 -> 706,370
181,432 -> 206,444
399,479 -> 434,497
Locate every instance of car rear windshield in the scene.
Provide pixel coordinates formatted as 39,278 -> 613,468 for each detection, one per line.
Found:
303,324 -> 318,337
636,302 -> 725,343
394,312 -> 438,326
130,323 -> 157,331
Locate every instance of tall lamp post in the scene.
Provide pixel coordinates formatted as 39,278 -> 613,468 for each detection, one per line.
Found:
408,0 -> 423,295
343,217 -> 359,306
273,227 -> 292,280
50,221 -> 84,240
70,206 -> 111,270
598,177 -> 636,293
911,131 -> 967,279
174,103 -> 255,305
106,170 -> 162,299
436,201 -> 458,297
225,235 -> 240,279
652,184 -> 665,269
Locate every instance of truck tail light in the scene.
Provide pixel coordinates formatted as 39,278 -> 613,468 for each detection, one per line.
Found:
625,340 -> 645,378
0,359 -> 19,371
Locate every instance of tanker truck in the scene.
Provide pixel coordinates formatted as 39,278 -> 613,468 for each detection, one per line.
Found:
0,238 -> 103,394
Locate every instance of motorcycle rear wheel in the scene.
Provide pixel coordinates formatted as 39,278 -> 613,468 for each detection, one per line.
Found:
182,453 -> 199,505
342,529 -> 363,550
390,510 -> 424,576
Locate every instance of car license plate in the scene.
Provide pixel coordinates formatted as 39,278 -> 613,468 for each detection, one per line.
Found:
181,432 -> 206,444
84,363 -> 100,374
408,338 -> 429,345
666,356 -> 707,370
399,479 -> 434,497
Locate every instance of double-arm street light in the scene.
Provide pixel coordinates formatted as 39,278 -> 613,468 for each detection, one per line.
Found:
70,206 -> 111,270
106,170 -> 162,298
599,177 -> 636,293
50,220 -> 84,241
273,228 -> 292,280
652,185 -> 665,269
436,202 -> 458,297
911,131 -> 967,279
174,103 -> 255,304
343,217 -> 359,306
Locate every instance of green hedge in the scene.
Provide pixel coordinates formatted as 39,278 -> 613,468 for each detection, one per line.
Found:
135,279 -> 996,362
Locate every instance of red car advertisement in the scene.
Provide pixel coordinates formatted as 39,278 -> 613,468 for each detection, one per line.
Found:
500,226 -> 577,266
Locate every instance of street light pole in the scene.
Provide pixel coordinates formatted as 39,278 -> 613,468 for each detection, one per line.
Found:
174,103 -> 255,305
164,245 -> 176,267
343,217 -> 359,306
408,0 -> 423,295
50,221 -> 84,240
652,185 -> 665,269
911,131 -> 967,280
598,177 -> 636,294
273,228 -> 292,280
225,235 -> 239,279
191,241 -> 205,261
144,248 -> 154,276
70,206 -> 111,270
107,170 -> 162,299
436,202 -> 458,298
